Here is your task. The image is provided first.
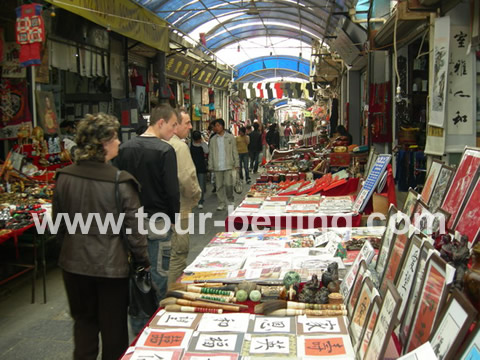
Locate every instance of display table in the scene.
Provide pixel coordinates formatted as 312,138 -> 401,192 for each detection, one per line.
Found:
225,213 -> 361,231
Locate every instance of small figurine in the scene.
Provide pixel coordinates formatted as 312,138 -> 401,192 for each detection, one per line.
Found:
439,234 -> 453,263
298,274 -> 320,303
322,262 -> 339,288
314,287 -> 330,304
450,235 -> 470,290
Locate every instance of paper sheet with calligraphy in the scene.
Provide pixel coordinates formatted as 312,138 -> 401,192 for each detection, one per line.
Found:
136,329 -> 193,349
298,335 -> 355,359
189,332 -> 243,353
197,313 -> 251,333
447,26 -> 474,135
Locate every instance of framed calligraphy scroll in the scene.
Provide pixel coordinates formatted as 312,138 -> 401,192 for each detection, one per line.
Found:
296,316 -> 348,335
349,277 -> 378,346
429,289 -> 477,360
188,332 -> 244,354
356,296 -> 381,360
364,281 -> 402,360
399,240 -> 434,347
458,324 -> 480,360
297,334 -> 355,359
379,223 -> 412,296
346,260 -> 368,318
428,164 -> 455,213
441,147 -> 480,229
421,159 -> 444,203
404,253 -> 449,354
394,235 -> 422,323
375,205 -> 399,281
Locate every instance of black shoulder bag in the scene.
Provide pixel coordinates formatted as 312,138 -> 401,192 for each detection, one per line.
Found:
115,171 -> 159,317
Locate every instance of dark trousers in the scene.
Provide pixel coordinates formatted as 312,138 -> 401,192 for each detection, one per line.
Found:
239,153 -> 250,181
63,270 -> 129,360
249,151 -> 260,173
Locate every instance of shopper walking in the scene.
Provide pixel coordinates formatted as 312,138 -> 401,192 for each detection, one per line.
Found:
236,126 -> 250,184
114,104 -> 180,334
54,113 -> 150,360
166,108 -> 201,284
248,122 -> 262,173
208,118 -> 239,211
266,123 -> 280,155
190,130 -> 208,209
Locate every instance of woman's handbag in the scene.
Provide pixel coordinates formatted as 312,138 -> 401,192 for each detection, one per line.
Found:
233,170 -> 243,194
115,171 -> 159,317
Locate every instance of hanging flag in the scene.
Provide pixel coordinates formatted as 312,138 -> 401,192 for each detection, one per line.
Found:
15,3 -> 45,67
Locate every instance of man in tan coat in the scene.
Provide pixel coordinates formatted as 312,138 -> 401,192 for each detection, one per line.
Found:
166,108 -> 201,284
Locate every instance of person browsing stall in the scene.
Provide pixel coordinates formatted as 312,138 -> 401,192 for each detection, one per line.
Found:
166,108 -> 201,284
54,113 -> 150,360
114,104 -> 180,334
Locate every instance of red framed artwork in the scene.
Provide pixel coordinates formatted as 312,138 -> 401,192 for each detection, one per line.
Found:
421,159 -> 444,203
356,296 -> 382,360
453,176 -> 480,245
346,260 -> 368,318
404,253 -> 449,354
441,147 -> 480,229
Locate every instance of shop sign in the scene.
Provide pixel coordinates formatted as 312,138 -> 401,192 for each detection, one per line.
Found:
191,64 -> 216,86
1,43 -> 26,78
165,54 -> 193,80
46,0 -> 169,52
211,71 -> 230,88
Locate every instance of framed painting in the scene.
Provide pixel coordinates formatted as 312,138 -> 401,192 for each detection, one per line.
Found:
399,240 -> 434,347
404,253 -> 449,354
35,90 -> 60,135
411,200 -> 434,235
348,277 -> 378,346
453,175 -> 480,245
421,159 -> 444,203
402,189 -> 419,219
428,164 -> 455,213
346,260 -> 368,318
375,205 -> 398,281
394,235 -> 422,322
441,147 -> 480,229
429,289 -> 477,360
432,209 -> 451,236
458,324 -> 480,360
364,281 -> 402,360
339,240 -> 375,301
356,296 -> 381,360
380,222 -> 412,296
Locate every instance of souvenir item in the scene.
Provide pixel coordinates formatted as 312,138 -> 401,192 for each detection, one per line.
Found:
348,277 -> 378,346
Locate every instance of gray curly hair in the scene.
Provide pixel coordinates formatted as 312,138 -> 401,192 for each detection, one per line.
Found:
74,113 -> 119,162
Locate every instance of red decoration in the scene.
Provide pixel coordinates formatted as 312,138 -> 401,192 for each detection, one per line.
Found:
15,4 -> 45,67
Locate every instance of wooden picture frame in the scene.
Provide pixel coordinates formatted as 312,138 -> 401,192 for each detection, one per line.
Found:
348,277 -> 378,346
429,289 -> 478,360
364,281 -> 402,360
340,240 -> 375,301
380,222 -> 412,296
399,240 -> 434,347
453,174 -> 480,245
411,199 -> 434,235
346,260 -> 368,318
421,159 -> 444,203
441,147 -> 480,229
394,235 -> 422,322
375,205 -> 398,281
458,324 -> 480,360
356,296 -> 382,360
432,209 -> 451,236
403,253 -> 449,354
402,188 -> 420,219
35,90 -> 60,135
428,164 -> 455,213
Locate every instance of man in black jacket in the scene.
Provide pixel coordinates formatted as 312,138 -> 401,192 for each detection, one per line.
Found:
248,122 -> 263,173
114,104 -> 180,335
266,123 -> 280,155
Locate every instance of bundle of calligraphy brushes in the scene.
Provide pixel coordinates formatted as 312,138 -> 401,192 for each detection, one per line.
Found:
164,304 -> 223,314
166,289 -> 236,303
160,297 -> 244,312
255,300 -> 346,316
169,283 -> 235,297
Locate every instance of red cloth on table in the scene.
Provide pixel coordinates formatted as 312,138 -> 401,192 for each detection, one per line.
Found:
362,164 -> 396,214
320,177 -> 359,196
225,214 -> 362,231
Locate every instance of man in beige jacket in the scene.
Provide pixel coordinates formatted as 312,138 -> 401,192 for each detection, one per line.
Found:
166,108 -> 201,284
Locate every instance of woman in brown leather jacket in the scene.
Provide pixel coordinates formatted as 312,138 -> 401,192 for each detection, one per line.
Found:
53,113 -> 150,360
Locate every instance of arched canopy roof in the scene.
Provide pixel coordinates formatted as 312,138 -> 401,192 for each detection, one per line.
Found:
234,55 -> 310,82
